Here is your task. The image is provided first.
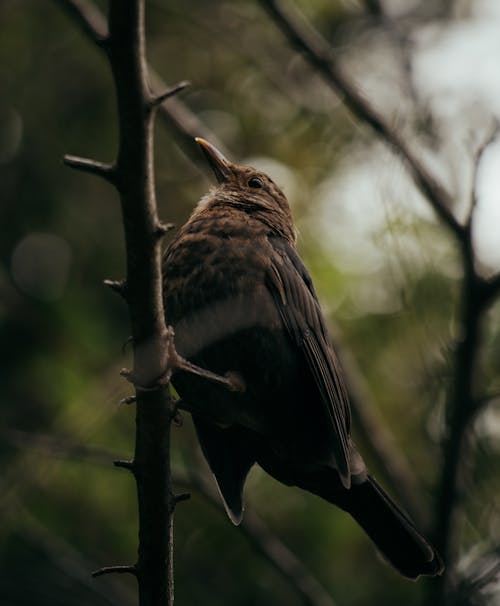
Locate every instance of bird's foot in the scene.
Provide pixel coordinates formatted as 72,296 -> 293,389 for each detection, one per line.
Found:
119,327 -> 246,394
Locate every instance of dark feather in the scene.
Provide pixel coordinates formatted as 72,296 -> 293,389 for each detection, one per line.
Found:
266,237 -> 351,487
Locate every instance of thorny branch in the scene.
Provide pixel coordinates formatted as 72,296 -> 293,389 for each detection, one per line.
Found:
62,1 -> 183,604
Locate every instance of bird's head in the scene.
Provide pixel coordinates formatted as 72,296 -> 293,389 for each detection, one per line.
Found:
194,137 -> 296,243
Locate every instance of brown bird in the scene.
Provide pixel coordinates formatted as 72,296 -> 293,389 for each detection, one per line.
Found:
162,137 -> 443,579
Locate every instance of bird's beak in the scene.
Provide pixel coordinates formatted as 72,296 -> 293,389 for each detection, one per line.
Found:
195,137 -> 232,183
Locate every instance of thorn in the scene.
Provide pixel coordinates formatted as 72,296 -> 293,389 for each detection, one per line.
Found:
150,80 -> 190,108
63,155 -> 116,183
92,565 -> 137,578
114,459 -> 135,471
120,395 -> 137,405
173,492 -> 191,504
103,279 -> 127,298
155,222 -> 176,238
120,368 -> 133,381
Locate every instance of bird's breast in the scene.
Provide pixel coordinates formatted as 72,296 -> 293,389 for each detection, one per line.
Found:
163,212 -> 280,360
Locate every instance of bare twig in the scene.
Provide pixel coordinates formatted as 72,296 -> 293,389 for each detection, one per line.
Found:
259,0 -> 462,238
149,80 -> 191,108
185,466 -> 338,606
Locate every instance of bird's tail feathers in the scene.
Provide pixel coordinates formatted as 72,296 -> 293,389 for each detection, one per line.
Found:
337,475 -> 444,579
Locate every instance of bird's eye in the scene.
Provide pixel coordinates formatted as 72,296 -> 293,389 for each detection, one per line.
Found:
248,177 -> 263,189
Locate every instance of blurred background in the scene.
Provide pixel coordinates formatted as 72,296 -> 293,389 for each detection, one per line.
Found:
1,0 -> 500,604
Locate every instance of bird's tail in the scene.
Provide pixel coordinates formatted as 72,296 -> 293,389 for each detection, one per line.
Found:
335,475 -> 443,579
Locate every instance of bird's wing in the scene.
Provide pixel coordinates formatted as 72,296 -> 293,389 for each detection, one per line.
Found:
266,237 -> 352,488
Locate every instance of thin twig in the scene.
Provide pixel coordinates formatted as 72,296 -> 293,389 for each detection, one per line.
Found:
185,466 -> 338,606
259,0 -> 462,238
149,80 -> 191,108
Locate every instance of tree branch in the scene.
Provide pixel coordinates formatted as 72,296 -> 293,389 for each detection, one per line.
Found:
259,0 -> 462,238
63,0 -> 182,603
185,466 -> 338,606
431,129 -> 500,603
104,3 -> 177,605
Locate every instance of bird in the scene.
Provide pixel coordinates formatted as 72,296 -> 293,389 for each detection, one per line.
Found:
162,137 -> 444,580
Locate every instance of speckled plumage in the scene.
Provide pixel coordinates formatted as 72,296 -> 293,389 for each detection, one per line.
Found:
162,138 -> 443,579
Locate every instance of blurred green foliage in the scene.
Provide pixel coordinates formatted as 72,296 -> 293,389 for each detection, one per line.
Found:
1,1 -> 499,605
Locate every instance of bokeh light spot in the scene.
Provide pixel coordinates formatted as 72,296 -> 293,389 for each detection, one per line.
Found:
11,233 -> 72,301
